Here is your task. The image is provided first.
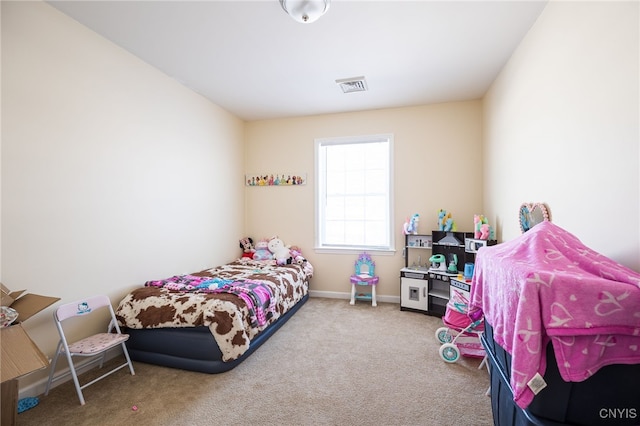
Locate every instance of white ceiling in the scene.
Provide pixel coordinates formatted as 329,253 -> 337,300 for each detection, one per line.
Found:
47,0 -> 548,121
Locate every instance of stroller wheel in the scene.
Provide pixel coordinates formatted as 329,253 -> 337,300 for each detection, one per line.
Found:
435,327 -> 453,344
439,343 -> 460,363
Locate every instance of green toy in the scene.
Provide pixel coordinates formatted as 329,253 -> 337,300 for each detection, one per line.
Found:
448,254 -> 458,273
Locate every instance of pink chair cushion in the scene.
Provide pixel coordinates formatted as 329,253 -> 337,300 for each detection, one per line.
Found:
68,333 -> 129,355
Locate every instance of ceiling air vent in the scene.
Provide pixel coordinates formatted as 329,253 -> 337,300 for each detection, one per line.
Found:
336,76 -> 368,93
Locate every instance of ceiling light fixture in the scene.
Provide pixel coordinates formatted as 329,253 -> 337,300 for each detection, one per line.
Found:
279,0 -> 331,24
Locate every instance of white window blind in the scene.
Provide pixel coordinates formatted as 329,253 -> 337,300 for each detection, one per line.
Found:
315,134 -> 394,252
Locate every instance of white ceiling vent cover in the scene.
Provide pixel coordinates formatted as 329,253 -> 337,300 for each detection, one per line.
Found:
336,76 -> 368,93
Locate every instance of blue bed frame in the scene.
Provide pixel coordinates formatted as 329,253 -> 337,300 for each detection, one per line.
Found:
122,294 -> 309,373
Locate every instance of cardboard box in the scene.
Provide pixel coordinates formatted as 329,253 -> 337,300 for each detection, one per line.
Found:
1,282 -> 60,381
1,283 -> 59,425
1,283 -> 60,324
0,325 -> 51,383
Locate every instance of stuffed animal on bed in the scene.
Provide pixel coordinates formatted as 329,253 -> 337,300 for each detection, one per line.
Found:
290,246 -> 307,265
239,237 -> 255,258
268,236 -> 291,265
253,239 -> 272,261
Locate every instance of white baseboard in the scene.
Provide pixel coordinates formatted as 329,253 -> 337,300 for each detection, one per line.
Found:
19,349 -> 123,399
309,290 -> 400,304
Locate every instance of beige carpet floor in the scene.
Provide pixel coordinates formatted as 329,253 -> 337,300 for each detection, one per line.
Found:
16,297 -> 493,426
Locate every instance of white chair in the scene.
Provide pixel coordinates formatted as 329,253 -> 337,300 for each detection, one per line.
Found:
44,295 -> 135,405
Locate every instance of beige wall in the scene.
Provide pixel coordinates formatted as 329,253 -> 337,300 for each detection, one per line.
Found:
4,0 -> 639,397
245,101 -> 484,299
2,1 -> 245,389
483,0 -> 639,270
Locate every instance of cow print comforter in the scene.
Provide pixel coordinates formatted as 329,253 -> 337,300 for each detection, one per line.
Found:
115,258 -> 313,361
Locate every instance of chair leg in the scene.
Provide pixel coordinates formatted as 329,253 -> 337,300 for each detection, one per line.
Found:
64,352 -> 86,405
349,284 -> 356,305
44,342 -> 63,396
121,343 -> 136,376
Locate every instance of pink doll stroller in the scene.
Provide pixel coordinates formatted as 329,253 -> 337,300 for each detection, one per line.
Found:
435,281 -> 485,363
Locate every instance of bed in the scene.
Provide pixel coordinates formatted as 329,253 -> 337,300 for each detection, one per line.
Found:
470,221 -> 640,425
115,257 -> 313,373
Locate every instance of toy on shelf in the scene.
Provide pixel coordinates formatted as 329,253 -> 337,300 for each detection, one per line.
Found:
438,209 -> 456,231
403,213 -> 420,235
448,254 -> 458,274
473,214 -> 493,240
429,254 -> 447,272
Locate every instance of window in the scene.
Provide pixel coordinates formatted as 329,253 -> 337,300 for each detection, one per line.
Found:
315,134 -> 394,253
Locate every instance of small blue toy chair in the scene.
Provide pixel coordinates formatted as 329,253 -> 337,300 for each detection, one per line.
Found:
349,253 -> 379,307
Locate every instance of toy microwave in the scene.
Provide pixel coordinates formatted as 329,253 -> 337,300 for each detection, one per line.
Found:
465,238 -> 490,253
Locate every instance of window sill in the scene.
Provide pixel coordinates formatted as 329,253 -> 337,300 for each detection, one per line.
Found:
314,247 -> 397,256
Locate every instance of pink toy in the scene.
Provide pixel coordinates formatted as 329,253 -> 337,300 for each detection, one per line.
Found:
480,224 -> 490,240
474,214 -> 488,239
252,239 -> 272,261
474,215 -> 482,239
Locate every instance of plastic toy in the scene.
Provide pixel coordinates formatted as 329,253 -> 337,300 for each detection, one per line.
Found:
437,209 -> 448,230
438,209 -> 455,231
480,224 -> 490,240
349,252 -> 379,306
403,213 -> 420,235
429,254 -> 447,271
448,254 -> 458,273
444,218 -> 455,232
472,214 -> 493,240
436,298 -> 485,363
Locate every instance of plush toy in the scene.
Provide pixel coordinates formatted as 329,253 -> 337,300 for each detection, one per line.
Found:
289,246 -> 307,265
252,239 -> 272,261
268,236 -> 291,265
239,237 -> 255,258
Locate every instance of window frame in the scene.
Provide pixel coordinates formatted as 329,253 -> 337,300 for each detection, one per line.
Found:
314,133 -> 395,255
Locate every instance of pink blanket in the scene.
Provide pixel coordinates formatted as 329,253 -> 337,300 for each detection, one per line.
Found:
470,221 -> 640,409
